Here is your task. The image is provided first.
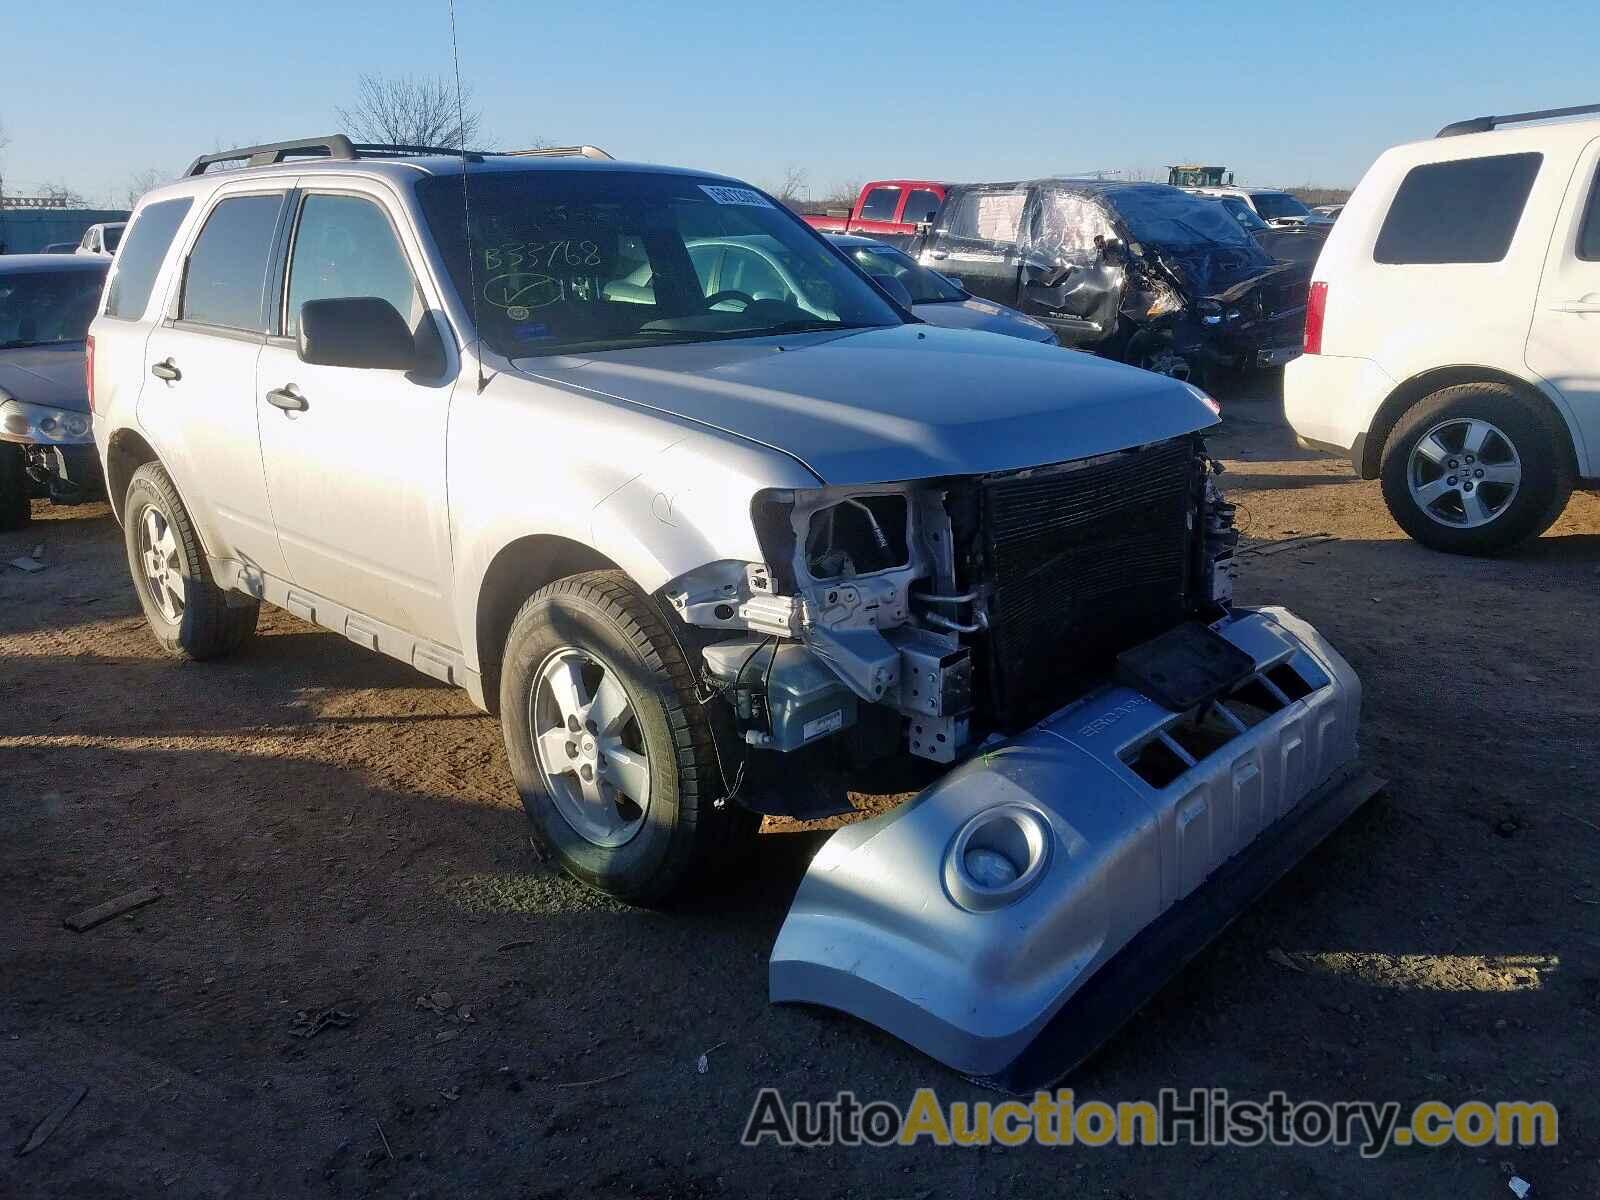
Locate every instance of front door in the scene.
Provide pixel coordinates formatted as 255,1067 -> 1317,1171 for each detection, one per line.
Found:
1526,135 -> 1600,471
255,186 -> 459,647
918,187 -> 1027,306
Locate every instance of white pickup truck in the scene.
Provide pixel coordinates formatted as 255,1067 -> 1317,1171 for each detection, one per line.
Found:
89,136 -> 1375,1086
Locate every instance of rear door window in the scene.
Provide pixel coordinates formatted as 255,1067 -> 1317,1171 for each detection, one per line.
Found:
943,189 -> 1028,245
1374,153 -> 1542,264
180,193 -> 286,331
105,198 -> 192,320
858,187 -> 901,222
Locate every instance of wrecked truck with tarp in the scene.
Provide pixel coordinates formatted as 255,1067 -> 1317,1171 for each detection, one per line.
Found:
910,179 -> 1311,382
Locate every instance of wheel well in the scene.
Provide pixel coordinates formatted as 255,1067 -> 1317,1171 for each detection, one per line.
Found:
105,429 -> 160,524
1361,367 -> 1577,479
475,535 -> 620,714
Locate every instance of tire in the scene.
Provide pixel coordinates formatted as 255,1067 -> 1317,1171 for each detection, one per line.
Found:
499,569 -> 756,904
1123,329 -> 1202,388
0,443 -> 31,532
1379,383 -> 1573,555
122,461 -> 259,658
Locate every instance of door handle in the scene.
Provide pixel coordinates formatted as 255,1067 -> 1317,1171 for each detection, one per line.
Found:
1549,299 -> 1600,314
265,386 -> 308,412
150,359 -> 180,382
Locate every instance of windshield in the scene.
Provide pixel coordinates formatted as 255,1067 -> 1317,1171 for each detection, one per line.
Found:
1101,185 -> 1275,294
1104,186 -> 1260,250
1219,196 -> 1269,231
1251,192 -> 1310,220
840,241 -> 965,303
0,267 -> 107,349
417,170 -> 903,358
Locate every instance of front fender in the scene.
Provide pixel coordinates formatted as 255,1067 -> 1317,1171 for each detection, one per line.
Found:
589,429 -> 820,595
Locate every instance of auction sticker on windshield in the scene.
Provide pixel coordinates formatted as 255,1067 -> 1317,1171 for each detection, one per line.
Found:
699,185 -> 774,208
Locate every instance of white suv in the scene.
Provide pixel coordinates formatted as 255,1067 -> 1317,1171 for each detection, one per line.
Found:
1286,105 -> 1600,554
1185,186 -> 1333,228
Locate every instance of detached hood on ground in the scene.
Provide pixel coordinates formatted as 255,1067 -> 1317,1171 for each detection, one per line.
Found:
910,299 -> 1058,344
517,324 -> 1218,485
0,345 -> 89,412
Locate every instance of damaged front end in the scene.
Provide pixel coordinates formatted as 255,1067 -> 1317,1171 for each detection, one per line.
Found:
662,429 -> 1374,1085
1021,182 -> 1312,379
1120,246 -> 1312,378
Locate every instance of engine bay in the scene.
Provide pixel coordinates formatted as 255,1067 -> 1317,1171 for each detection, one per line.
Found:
664,433 -> 1238,775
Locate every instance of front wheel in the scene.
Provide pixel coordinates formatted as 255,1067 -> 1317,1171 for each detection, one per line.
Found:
1379,383 -> 1572,555
1123,329 -> 1200,386
499,570 -> 755,904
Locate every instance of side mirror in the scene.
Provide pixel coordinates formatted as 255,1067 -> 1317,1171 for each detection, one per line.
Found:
298,297 -> 416,370
875,274 -> 915,308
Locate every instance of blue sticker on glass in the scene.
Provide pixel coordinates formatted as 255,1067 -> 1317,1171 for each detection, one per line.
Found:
513,322 -> 553,341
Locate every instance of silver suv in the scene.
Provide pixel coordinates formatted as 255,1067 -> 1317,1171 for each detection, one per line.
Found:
91,136 -> 1373,1083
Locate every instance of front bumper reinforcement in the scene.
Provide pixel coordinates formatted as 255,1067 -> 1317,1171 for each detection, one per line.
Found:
770,606 -> 1381,1089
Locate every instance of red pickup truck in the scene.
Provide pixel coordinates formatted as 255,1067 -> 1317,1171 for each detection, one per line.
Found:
803,180 -> 948,244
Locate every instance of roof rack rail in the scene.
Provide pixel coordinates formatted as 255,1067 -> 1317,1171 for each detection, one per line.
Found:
349,143 -> 487,162
185,135 -> 489,177
503,145 -> 613,160
1437,103 -> 1600,138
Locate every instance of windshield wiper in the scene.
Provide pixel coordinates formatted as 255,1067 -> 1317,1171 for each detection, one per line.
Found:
0,339 -> 72,351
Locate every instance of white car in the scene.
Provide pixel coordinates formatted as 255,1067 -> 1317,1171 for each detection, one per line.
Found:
1187,186 -> 1333,229
1285,104 -> 1600,554
89,135 -> 1372,1083
74,221 -> 126,258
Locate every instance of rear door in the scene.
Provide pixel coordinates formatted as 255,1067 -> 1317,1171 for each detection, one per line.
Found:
254,182 -> 459,647
136,186 -> 293,581
919,186 -> 1028,306
1526,136 -> 1600,472
850,184 -> 903,237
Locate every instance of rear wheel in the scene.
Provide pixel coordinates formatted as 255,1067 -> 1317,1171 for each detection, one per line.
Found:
122,462 -> 259,657
499,570 -> 755,904
0,443 -> 31,531
1379,383 -> 1572,555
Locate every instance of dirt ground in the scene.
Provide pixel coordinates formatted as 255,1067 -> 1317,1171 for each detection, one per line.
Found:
3,385 -> 1598,1199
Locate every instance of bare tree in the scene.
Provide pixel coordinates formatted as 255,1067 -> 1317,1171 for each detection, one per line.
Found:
124,167 -> 168,208
337,73 -> 484,149
38,180 -> 87,206
820,178 -> 862,213
768,165 -> 810,209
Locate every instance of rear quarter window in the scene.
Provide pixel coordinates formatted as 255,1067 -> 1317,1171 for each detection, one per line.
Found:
1374,152 -> 1543,265
104,198 -> 193,320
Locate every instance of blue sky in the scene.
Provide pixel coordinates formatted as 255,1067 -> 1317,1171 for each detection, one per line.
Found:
2,0 -> 1596,207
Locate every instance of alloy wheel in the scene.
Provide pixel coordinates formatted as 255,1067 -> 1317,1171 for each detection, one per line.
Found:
528,647 -> 651,848
1407,417 -> 1522,528
138,506 -> 185,623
